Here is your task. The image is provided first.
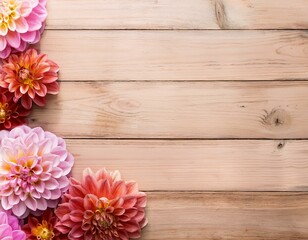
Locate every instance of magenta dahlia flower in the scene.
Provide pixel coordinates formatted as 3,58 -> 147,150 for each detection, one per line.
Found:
0,0 -> 47,59
0,211 -> 26,239
55,168 -> 147,240
0,125 -> 74,218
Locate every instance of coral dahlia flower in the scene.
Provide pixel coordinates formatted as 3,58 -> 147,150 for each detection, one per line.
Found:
0,126 -> 74,218
1,48 -> 59,109
0,0 -> 47,59
22,208 -> 68,240
0,89 -> 31,130
55,168 -> 147,240
0,211 -> 26,239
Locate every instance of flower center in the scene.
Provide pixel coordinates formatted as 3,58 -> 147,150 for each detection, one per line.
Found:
0,0 -> 22,35
32,220 -> 55,240
0,103 -> 10,123
18,68 -> 34,88
82,200 -> 118,238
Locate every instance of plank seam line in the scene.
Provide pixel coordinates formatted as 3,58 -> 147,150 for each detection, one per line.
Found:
63,138 -> 308,141
45,28 -> 308,31
142,190 -> 308,193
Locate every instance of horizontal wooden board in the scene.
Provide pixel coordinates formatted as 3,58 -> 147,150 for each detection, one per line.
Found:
143,192 -> 308,239
66,139 -> 308,191
30,81 -> 308,139
38,30 -> 308,81
47,0 -> 308,30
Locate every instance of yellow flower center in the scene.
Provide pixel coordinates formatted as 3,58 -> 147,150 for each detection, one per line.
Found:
32,220 -> 55,240
19,68 -> 34,88
0,103 -> 10,123
0,0 -> 22,35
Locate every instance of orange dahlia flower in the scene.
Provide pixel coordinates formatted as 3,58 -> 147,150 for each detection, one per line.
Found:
1,48 -> 59,109
55,168 -> 147,240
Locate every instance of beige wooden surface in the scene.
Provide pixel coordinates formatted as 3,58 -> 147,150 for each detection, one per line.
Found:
38,30 -> 308,81
66,140 -> 308,191
43,1 -> 308,239
142,192 -> 308,239
47,0 -> 308,29
31,82 -> 308,138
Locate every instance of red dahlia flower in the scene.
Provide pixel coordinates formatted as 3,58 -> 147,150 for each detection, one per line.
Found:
0,89 -> 30,130
55,168 -> 147,240
1,48 -> 59,109
22,209 -> 68,240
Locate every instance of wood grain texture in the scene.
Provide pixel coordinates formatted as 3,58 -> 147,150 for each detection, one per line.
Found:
67,139 -> 308,191
47,0 -> 308,30
38,30 -> 308,81
30,81 -> 308,139
143,192 -> 308,239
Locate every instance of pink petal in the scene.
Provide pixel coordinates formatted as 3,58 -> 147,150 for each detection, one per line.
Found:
0,36 -> 7,51
6,31 -> 21,48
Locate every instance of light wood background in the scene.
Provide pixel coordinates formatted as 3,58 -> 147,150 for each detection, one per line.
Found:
33,1 -> 308,239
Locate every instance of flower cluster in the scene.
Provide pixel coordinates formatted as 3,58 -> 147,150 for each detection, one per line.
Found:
0,48 -> 59,130
0,126 -> 148,239
0,1 -> 148,239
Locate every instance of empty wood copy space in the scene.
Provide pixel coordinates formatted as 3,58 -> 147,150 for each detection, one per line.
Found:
39,1 -> 308,239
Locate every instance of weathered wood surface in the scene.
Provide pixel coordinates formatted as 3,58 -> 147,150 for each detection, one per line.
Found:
47,0 -> 308,30
38,30 -> 308,81
142,192 -> 308,239
67,139 -> 308,191
30,81 -> 308,138
41,1 -> 308,238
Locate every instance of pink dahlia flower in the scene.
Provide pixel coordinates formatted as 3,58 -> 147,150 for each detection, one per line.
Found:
0,0 -> 47,59
55,168 -> 147,240
0,125 -> 74,218
0,211 -> 26,239
1,48 -> 59,109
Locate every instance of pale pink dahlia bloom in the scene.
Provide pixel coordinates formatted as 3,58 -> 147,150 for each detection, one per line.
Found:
0,211 -> 26,239
55,168 -> 147,240
0,0 -> 47,59
0,125 -> 74,219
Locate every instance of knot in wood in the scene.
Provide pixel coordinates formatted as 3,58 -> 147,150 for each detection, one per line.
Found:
261,108 -> 290,129
214,0 -> 228,29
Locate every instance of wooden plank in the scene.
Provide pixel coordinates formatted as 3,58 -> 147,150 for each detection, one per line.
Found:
143,192 -> 308,239
67,139 -> 308,191
38,30 -> 308,81
46,0 -> 308,30
30,81 -> 308,139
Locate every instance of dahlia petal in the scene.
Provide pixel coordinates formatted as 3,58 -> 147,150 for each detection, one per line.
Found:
12,201 -> 27,217
0,36 -> 7,51
44,178 -> 59,190
46,82 -> 59,94
6,31 -> 21,49
26,13 -> 43,31
20,31 -> 36,42
69,210 -> 83,222
0,225 -> 12,238
8,194 -> 20,206
0,46 -> 11,59
0,212 -> 8,224
35,197 -> 47,211
15,18 -> 29,33
25,197 -> 37,211
21,95 -> 32,109
122,221 -> 140,233
12,230 -> 26,240
68,225 -> 84,238
32,95 -> 46,107
84,194 -> 98,211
